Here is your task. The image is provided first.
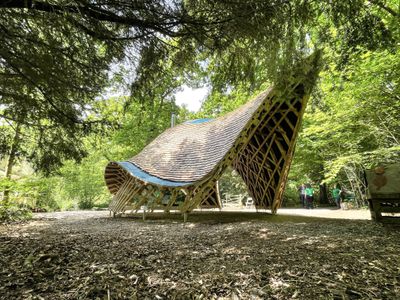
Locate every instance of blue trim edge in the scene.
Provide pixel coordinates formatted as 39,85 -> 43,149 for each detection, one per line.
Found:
184,118 -> 213,124
117,161 -> 194,187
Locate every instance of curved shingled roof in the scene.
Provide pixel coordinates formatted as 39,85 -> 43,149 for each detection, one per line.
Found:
105,52 -> 320,214
128,89 -> 270,183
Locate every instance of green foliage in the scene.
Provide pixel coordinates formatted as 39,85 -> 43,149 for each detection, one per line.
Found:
0,4 -> 119,172
289,47 -> 400,207
0,204 -> 32,222
0,177 -> 33,221
219,168 -> 249,200
3,92 -> 179,211
1,1 -> 399,211
283,181 -> 302,208
56,156 -> 110,210
1,0 -> 397,173
197,84 -> 268,118
0,152 -> 110,212
0,174 -> 57,211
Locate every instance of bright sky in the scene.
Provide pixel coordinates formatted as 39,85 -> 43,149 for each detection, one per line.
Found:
175,85 -> 208,112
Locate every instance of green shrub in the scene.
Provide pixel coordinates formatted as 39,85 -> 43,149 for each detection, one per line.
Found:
0,204 -> 32,222
78,197 -> 95,209
219,168 -> 249,199
282,181 -> 301,207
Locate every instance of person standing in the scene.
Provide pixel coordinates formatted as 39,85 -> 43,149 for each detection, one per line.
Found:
298,184 -> 306,208
332,185 -> 341,209
305,184 -> 314,209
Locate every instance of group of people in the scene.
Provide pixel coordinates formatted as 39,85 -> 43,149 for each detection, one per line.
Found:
298,184 -> 315,209
298,184 -> 343,209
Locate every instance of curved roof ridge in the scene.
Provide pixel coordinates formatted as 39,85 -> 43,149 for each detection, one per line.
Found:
128,88 -> 272,182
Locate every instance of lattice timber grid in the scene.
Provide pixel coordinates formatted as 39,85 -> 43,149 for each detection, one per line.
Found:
105,53 -> 321,216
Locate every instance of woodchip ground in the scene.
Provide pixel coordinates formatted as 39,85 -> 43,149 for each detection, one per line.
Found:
1,209 -> 399,299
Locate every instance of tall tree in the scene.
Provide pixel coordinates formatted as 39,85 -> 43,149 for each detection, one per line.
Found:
0,0 -> 397,173
290,47 -> 400,206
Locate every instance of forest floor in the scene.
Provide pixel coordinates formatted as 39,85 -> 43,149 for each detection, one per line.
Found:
0,209 -> 399,299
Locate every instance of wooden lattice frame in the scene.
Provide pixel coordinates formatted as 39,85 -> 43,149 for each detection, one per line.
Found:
105,53 -> 321,216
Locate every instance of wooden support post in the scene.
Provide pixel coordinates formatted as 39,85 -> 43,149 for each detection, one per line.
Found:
216,181 -> 222,210
143,206 -> 147,221
183,212 -> 188,223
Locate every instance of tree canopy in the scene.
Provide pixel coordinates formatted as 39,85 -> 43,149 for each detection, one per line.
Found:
1,2 -> 397,164
0,0 -> 399,211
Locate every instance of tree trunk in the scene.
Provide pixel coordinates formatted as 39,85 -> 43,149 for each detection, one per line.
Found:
2,122 -> 21,204
319,183 -> 329,205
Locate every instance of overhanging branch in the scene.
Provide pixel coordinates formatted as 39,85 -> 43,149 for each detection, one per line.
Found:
0,0 -> 184,37
368,0 -> 399,17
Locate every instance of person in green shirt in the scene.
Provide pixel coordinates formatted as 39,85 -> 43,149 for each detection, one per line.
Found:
305,184 -> 314,209
332,185 -> 341,209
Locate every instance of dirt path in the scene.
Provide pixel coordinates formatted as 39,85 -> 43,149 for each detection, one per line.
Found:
32,207 -> 372,221
277,207 -> 371,219
0,210 -> 398,299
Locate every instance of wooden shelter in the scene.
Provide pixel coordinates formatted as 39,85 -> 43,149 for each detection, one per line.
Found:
366,164 -> 400,223
105,55 -> 320,216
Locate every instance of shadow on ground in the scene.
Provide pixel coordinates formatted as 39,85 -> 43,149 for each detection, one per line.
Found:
119,210 -> 370,225
1,210 -> 399,299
